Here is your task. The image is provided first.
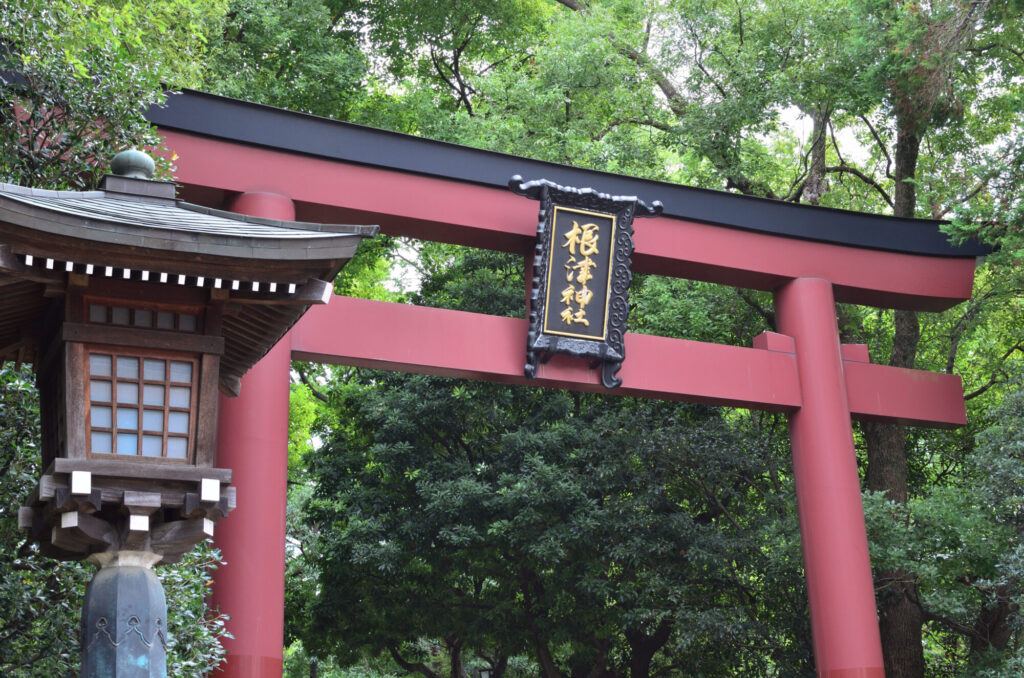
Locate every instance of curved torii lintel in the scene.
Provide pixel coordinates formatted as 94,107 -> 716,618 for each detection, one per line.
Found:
152,89 -> 981,313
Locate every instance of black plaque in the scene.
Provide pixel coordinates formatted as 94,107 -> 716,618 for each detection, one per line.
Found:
510,175 -> 662,388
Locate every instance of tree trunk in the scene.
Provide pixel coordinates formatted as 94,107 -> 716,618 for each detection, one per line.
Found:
446,635 -> 465,678
521,569 -> 561,678
864,115 -> 925,678
583,636 -> 613,678
535,638 -> 561,678
625,621 -> 672,678
802,106 -> 830,205
969,586 -> 1019,659
491,654 -> 509,678
389,646 -> 442,678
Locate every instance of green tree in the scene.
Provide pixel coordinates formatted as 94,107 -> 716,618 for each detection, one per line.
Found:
494,4 -> 1024,676
1,0 -> 224,189
0,365 -> 84,676
294,247 -> 811,678
204,0 -> 366,119
357,0 -> 550,118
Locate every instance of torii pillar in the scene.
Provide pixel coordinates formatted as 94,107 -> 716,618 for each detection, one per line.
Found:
776,278 -> 883,676
212,192 -> 296,677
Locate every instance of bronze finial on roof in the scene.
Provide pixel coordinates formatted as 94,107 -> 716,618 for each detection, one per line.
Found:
109,148 -> 156,180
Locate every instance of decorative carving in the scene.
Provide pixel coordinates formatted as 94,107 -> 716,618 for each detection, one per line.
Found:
509,175 -> 662,388
81,558 -> 168,676
90,616 -> 117,647
86,615 -> 165,651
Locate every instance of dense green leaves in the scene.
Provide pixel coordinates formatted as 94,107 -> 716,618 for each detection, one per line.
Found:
0,0 -> 224,189
0,2 -> 230,674
204,0 -> 366,119
3,0 -> 1024,675
253,2 -> 1024,676
222,2 -> 1024,675
288,249 -> 809,677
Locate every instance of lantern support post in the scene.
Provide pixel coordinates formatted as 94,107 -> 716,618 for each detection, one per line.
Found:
81,551 -> 167,677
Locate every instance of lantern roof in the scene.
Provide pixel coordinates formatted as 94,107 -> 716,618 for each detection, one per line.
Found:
0,174 -> 378,389
0,177 -> 375,261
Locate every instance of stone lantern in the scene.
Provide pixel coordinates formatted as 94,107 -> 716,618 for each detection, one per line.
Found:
0,150 -> 376,676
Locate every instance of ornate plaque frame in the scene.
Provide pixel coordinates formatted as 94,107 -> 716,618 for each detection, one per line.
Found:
510,175 -> 662,388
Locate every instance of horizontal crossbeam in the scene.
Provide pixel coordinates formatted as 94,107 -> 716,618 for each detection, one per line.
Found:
161,130 -> 976,312
290,296 -> 966,428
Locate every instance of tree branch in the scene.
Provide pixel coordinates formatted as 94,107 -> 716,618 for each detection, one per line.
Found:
560,0 -> 791,199
690,475 -> 743,532
938,180 -> 988,218
294,365 -> 329,403
922,608 -> 982,641
963,341 -> 1024,401
695,58 -> 729,99
945,290 -> 999,373
825,165 -> 894,208
450,29 -> 477,116
735,289 -> 775,330
828,118 -> 847,167
783,169 -> 810,202
936,145 -> 1017,218
782,116 -> 821,202
429,48 -> 466,114
859,115 -> 893,180
389,646 -> 442,678
620,44 -> 689,119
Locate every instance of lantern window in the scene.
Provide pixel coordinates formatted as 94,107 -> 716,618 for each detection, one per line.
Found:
87,303 -> 198,333
86,350 -> 198,461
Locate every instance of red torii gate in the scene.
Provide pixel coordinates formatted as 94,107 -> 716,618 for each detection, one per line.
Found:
149,90 -> 982,678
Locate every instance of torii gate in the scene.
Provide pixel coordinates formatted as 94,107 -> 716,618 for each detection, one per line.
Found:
149,89 -> 983,678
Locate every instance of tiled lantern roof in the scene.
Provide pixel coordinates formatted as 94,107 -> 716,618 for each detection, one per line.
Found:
0,172 -> 377,391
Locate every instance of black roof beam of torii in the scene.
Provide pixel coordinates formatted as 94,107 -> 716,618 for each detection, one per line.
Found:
146,88 -> 987,259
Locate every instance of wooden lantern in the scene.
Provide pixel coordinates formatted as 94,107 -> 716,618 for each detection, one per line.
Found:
1,153 -> 376,564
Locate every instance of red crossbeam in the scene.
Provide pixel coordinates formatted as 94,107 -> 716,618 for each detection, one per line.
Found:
161,130 -> 975,312
290,296 -> 966,427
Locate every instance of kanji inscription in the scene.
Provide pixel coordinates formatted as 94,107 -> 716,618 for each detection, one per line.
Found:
544,208 -> 615,340
509,175 -> 662,389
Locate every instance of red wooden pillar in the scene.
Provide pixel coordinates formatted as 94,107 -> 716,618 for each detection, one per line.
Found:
212,192 -> 295,678
775,277 -> 884,678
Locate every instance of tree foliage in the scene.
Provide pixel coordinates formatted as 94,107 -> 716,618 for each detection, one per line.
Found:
0,0 -> 224,189
0,1 -> 231,675
4,0 -> 1023,676
203,0 -> 366,119
295,248 -> 810,678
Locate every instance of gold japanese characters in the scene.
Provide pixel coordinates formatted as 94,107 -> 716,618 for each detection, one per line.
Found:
543,207 -> 617,341
560,220 -> 601,326
510,174 -> 660,389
